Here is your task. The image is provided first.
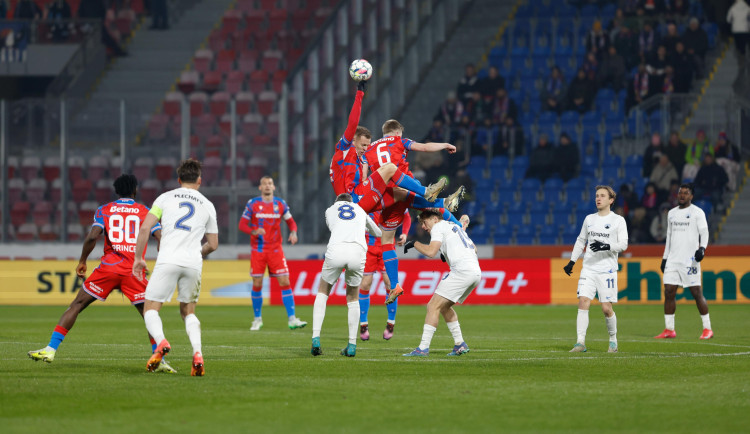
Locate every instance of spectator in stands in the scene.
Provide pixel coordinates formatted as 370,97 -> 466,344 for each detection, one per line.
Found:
616,183 -> 639,216
638,21 -> 659,60
667,0 -> 690,17
627,63 -> 651,110
646,45 -> 669,93
643,132 -> 664,177
621,0 -> 640,16
491,88 -> 518,125
464,91 -> 491,124
478,66 -> 505,98
661,65 -> 676,95
566,68 -> 595,113
683,18 -> 709,78
541,66 -> 566,113
525,134 -> 556,181
583,52 -> 600,81
713,131 -> 742,191
472,118 -> 497,158
424,119 -> 448,144
78,0 -> 128,57
650,203 -> 671,242
694,153 -> 729,207
150,0 -> 169,30
614,24 -> 639,69
46,0 -> 72,41
614,205 -> 634,239
727,0 -> 750,68
586,20 -> 610,61
683,129 -> 713,181
436,91 -> 463,128
14,0 -> 41,18
598,45 -> 627,89
640,182 -> 660,219
497,116 -> 525,157
453,114 -> 475,145
665,179 -> 681,207
650,154 -> 679,194
663,131 -> 687,175
669,42 -> 694,92
661,23 -> 682,54
553,132 -> 580,181
608,8 -> 627,40
641,0 -> 666,16
442,139 -> 471,185
456,63 -> 479,104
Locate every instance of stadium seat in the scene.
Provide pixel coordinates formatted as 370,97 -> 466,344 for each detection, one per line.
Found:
162,92 -> 183,117
8,178 -> 25,202
11,201 -> 31,226
148,113 -> 169,142
189,92 -> 209,117
202,71 -> 223,93
32,201 -> 54,226
16,223 -> 38,242
21,156 -> 41,182
529,212 -> 547,227
38,223 -> 58,241
67,223 -> 84,242
26,178 -> 47,203
506,211 -> 525,228
552,209 -> 571,226
71,179 -> 92,203
202,156 -> 223,185
193,49 -> 213,74
257,91 -> 277,116
42,156 -> 61,183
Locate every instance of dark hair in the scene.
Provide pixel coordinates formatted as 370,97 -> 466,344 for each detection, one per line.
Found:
113,174 -> 138,198
680,183 -> 695,195
355,126 -> 371,140
177,158 -> 202,183
418,209 -> 442,222
336,193 -> 353,202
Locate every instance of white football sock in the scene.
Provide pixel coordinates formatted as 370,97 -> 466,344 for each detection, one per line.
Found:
576,309 -> 589,344
665,314 -> 675,331
701,314 -> 711,330
347,301 -> 359,345
605,313 -> 617,344
312,293 -> 328,339
419,324 -> 437,350
184,314 -> 202,355
144,310 -> 165,344
446,321 -> 464,345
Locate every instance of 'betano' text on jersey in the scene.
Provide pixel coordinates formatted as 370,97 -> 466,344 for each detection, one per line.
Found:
663,204 -> 709,267
93,198 -> 161,273
573,212 -> 629,274
430,220 -> 480,272
363,135 -> 414,174
241,196 -> 292,253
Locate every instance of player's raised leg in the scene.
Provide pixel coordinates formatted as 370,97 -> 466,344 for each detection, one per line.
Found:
28,289 -> 97,363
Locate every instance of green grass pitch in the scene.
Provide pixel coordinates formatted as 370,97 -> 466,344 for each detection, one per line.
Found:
2,304 -> 749,433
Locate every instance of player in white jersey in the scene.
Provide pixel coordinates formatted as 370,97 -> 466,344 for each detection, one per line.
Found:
311,194 -> 382,357
655,183 -> 713,340
402,211 -> 478,357
132,159 -> 219,376
563,185 -> 628,353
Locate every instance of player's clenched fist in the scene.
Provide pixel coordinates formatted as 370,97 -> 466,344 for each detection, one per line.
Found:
694,247 -> 705,262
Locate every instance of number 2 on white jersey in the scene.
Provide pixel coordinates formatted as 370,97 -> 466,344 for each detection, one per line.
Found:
109,214 -> 140,243
376,143 -> 391,165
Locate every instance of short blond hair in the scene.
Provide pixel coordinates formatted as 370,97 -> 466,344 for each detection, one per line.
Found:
595,185 -> 616,201
382,119 -> 404,135
355,126 -> 371,140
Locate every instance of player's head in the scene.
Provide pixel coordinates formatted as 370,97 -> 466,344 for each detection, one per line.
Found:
259,176 -> 275,196
594,185 -> 616,211
113,174 -> 138,199
678,183 -> 694,207
382,119 -> 404,137
418,209 -> 441,232
335,193 -> 353,203
177,158 -> 202,186
353,126 -> 371,155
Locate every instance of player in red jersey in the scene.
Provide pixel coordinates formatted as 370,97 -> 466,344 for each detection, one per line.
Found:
238,176 -> 307,331
27,175 -> 171,371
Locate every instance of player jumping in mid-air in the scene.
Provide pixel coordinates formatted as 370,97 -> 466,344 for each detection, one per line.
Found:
28,174 -> 173,372
133,159 -> 219,376
402,211 -> 478,357
655,183 -> 713,340
238,175 -> 307,331
311,193 -> 382,357
563,185 -> 628,353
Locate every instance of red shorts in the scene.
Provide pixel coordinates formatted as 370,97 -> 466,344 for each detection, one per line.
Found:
83,265 -> 147,304
380,197 -> 410,230
251,250 -> 289,277
354,170 -> 387,214
364,243 -> 384,274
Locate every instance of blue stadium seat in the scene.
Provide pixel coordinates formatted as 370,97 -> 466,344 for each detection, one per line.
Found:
695,200 -> 713,216
600,3 -> 616,18
561,223 -> 579,237
561,233 -> 577,245
515,235 -> 536,245
506,199 -> 525,213
493,233 -> 513,245
462,201 -> 482,218
521,178 -> 542,193
512,155 -> 529,168
470,224 -> 489,238
581,111 -> 601,129
624,154 -> 643,168
506,211 -> 525,228
565,177 -> 585,190
468,156 -> 486,171
471,232 -> 490,245
485,201 -> 504,215
490,156 -> 509,171
495,224 -> 512,237
579,5 -> 598,18
474,177 -> 495,191
624,165 -> 642,181
517,224 -> 535,237
508,167 -> 527,181
497,186 -> 516,203
552,209 -> 571,226
529,200 -> 547,213
538,234 -> 558,245
538,111 -> 558,126
529,213 -> 547,227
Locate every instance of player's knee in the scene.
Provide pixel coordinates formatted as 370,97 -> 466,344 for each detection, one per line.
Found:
380,163 -> 397,178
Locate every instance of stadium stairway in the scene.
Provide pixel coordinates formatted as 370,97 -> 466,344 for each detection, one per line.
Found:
398,0 -> 517,133
717,163 -> 750,244
682,44 -> 737,138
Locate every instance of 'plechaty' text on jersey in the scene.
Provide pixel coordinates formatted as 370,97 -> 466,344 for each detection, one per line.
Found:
663,204 -> 708,268
93,198 -> 161,273
429,220 -> 479,272
241,196 -> 293,253
571,212 -> 629,273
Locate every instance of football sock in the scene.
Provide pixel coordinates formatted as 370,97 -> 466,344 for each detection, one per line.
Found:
281,287 -> 296,318
447,321 -> 464,345
411,195 -> 445,209
382,243 -> 399,287
419,324 -> 437,350
251,285 -> 263,319
701,313 -> 711,330
347,301 -> 359,345
605,313 -> 617,344
359,290 -> 370,324
144,310 -> 166,344
441,208 -> 461,225
312,293 -> 328,339
665,314 -> 675,330
393,172 -> 426,196
184,314 -> 202,355
150,337 -> 157,353
387,297 -> 398,323
48,325 -> 68,351
576,309 -> 589,344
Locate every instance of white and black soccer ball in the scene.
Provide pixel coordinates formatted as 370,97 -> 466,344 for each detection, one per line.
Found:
349,59 -> 373,82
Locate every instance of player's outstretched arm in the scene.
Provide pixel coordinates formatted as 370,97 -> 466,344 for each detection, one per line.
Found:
133,212 -> 160,280
408,141 -> 457,154
76,226 -> 103,278
410,240 -> 442,258
342,85 -> 365,143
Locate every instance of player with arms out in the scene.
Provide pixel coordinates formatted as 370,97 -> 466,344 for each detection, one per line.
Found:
401,211 -> 478,357
238,176 -> 307,331
133,159 -> 219,376
311,193 -> 382,357
563,185 -> 628,353
28,175 -> 171,371
655,183 -> 713,340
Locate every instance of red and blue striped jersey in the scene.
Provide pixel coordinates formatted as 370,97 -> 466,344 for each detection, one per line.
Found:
329,137 -> 362,196
92,198 -> 161,273
363,136 -> 414,174
240,196 -> 292,253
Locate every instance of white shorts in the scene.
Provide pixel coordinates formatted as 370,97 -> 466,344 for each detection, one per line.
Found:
320,245 -> 366,287
434,267 -> 482,304
145,263 -> 202,304
577,270 -> 618,303
664,263 -> 701,288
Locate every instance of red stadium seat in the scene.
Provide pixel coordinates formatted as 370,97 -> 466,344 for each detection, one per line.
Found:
193,113 -> 217,139
39,224 -> 58,241
248,70 -> 269,93
155,156 -> 177,182
202,156 -> 223,185
208,29 -> 225,52
50,178 -> 62,203
42,156 -> 61,182
16,223 -> 38,242
163,92 -> 183,117
79,201 -> 99,226
11,201 -> 31,226
209,91 -> 230,116
247,151 -> 268,184
132,157 -> 154,183
178,71 -> 200,94
67,223 -> 84,242
69,156 -> 85,183
237,0 -> 255,14
219,114 -> 233,137
223,157 -> 246,181
266,113 -> 280,139
225,70 -> 245,94
94,179 -> 112,204
193,49 -> 214,74
215,49 -> 236,74
241,113 -> 262,137
6,155 -> 18,179
189,92 -> 208,117
222,10 -> 243,34
257,91 -> 277,116
205,136 -> 225,158
202,71 -> 223,93
139,179 -> 161,205
72,179 -> 93,202
26,178 -> 47,202
148,113 -> 169,142
8,178 -> 25,203
271,69 -> 287,93
244,10 -> 266,30
235,91 -> 254,115
291,10 -> 309,30
267,9 -> 288,33
32,201 -> 54,226
110,156 -> 123,179
21,156 -> 41,182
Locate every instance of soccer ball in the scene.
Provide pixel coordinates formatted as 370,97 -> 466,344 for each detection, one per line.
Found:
349,59 -> 373,82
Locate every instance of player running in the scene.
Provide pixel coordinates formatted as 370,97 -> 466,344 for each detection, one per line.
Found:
311,193 -> 382,357
655,183 -> 713,340
401,211 -> 478,357
133,159 -> 219,376
28,175 -> 172,372
238,175 -> 307,331
563,185 -> 628,353
358,209 -> 410,341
